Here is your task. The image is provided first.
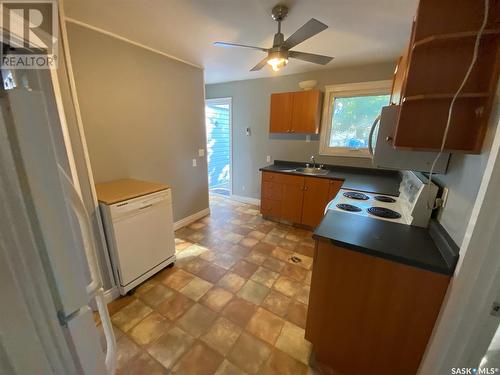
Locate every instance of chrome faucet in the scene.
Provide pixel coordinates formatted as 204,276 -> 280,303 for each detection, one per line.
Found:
310,155 -> 316,169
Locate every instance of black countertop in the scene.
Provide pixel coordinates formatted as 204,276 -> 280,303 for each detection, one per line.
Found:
314,210 -> 459,275
260,160 -> 401,196
259,160 -> 458,275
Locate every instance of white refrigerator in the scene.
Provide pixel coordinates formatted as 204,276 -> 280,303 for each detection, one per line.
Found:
0,68 -> 116,372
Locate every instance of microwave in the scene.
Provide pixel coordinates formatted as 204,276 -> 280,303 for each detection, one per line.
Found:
368,105 -> 449,174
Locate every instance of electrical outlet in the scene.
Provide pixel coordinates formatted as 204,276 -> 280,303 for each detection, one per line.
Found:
192,159 -> 197,167
306,135 -> 311,143
266,155 -> 271,163
242,185 -> 246,191
198,149 -> 205,157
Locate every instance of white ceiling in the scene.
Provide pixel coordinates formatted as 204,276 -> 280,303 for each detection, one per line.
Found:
63,0 -> 418,84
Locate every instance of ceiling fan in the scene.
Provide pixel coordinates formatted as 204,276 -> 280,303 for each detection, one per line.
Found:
213,4 -> 333,72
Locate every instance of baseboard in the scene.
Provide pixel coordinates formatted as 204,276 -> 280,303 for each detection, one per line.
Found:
103,286 -> 120,304
174,208 -> 210,230
230,194 -> 261,206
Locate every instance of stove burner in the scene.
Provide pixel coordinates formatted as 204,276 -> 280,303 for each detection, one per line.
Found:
367,206 -> 402,219
343,191 -> 369,200
336,203 -> 362,212
374,195 -> 396,203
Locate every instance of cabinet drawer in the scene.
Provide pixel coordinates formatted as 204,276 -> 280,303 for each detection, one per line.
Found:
260,198 -> 281,218
262,181 -> 282,200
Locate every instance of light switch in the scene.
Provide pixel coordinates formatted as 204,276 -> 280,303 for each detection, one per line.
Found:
198,149 -> 205,157
192,159 -> 197,167
266,156 -> 271,163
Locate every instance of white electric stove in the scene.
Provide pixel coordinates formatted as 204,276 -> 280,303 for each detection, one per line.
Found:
325,171 -> 439,228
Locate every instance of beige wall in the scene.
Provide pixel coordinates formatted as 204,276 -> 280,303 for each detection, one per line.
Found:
66,23 -> 209,221
205,62 -> 396,199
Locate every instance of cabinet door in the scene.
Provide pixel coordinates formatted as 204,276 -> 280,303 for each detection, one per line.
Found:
290,90 -> 322,134
301,177 -> 331,228
389,50 -> 409,105
269,92 -> 293,133
281,175 -> 305,223
327,179 -> 343,202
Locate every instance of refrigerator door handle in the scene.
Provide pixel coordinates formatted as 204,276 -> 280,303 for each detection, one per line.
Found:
58,166 -> 116,374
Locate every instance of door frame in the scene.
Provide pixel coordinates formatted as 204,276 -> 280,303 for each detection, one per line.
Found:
418,109 -> 500,373
205,97 -> 233,196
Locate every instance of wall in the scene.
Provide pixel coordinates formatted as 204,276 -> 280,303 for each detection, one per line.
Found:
205,62 -> 396,200
66,23 -> 209,222
433,87 -> 500,246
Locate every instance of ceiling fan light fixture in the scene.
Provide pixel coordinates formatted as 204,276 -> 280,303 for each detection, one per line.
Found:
267,57 -> 288,71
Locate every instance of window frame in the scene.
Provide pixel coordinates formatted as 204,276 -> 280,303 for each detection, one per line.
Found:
319,80 -> 393,158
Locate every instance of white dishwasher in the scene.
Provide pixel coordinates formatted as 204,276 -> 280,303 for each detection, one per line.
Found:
99,185 -> 176,295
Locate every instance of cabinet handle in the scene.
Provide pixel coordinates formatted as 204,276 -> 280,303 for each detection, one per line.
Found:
290,129 -> 295,133
286,129 -> 290,133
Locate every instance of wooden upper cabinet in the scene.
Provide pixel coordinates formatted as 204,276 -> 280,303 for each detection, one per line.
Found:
269,90 -> 323,134
392,0 -> 500,153
269,92 -> 293,133
290,90 -> 323,134
301,177 -> 332,228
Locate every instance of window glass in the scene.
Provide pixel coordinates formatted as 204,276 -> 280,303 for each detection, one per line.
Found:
329,94 -> 390,149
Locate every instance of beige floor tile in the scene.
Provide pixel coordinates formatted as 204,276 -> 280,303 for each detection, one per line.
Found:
116,351 -> 168,375
134,278 -> 158,296
228,332 -> 272,374
239,237 -> 259,248
232,260 -> 259,279
161,269 -> 195,290
290,253 -> 313,270
245,307 -> 284,345
200,287 -> 234,312
295,284 -> 310,305
111,299 -> 153,332
115,335 -> 141,372
260,349 -> 308,375
271,247 -> 293,262
224,232 -> 244,244
147,327 -> 195,369
201,317 -> 242,355
247,231 -> 266,240
281,264 -> 308,283
262,257 -> 285,273
250,266 -> 279,288
156,292 -> 194,321
237,280 -> 269,305
261,291 -> 291,317
262,234 -> 282,246
275,322 -> 312,365
180,277 -> 213,301
279,239 -> 298,251
215,359 -> 247,375
196,263 -> 227,283
176,303 -> 217,338
245,250 -> 268,265
212,252 -> 239,270
221,298 -> 257,327
128,312 -> 171,346
305,271 -> 312,286
286,300 -> 308,329
139,284 -> 175,307
172,342 -> 223,375
272,276 -> 300,298
218,272 -> 246,293
252,242 -> 275,255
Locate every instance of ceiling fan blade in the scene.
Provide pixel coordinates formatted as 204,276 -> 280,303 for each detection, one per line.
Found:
288,51 -> 333,65
213,42 -> 268,52
282,19 -> 328,50
250,56 -> 269,71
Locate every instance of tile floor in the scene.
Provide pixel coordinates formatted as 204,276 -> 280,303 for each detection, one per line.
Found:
102,195 -> 319,374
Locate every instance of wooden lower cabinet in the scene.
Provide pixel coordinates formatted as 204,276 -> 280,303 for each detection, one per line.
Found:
281,175 -> 305,223
306,240 -> 450,375
260,171 -> 341,228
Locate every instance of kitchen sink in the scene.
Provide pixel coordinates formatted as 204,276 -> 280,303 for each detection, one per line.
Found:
294,167 -> 329,175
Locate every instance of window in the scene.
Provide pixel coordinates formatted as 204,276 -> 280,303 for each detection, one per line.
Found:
319,80 -> 392,157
